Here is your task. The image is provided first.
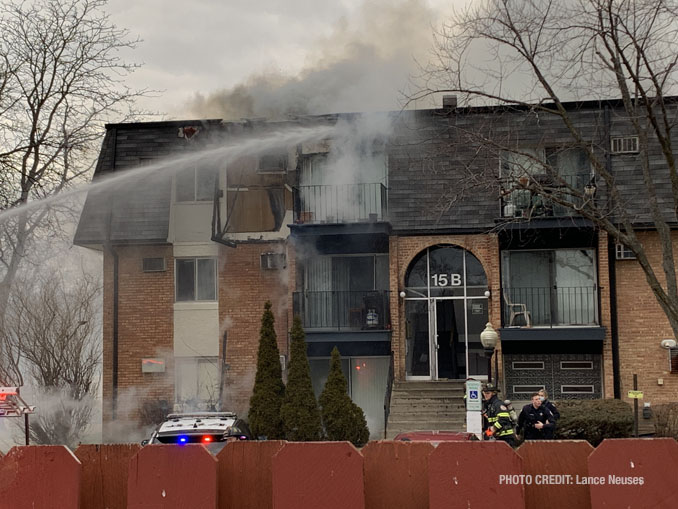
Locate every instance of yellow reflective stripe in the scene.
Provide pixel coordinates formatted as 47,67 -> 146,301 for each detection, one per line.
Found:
494,422 -> 502,429
497,412 -> 510,417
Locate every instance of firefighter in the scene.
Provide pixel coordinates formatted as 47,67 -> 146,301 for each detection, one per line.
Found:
517,392 -> 555,440
481,383 -> 515,446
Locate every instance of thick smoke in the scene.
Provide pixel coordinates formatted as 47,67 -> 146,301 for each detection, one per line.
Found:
187,0 -> 442,120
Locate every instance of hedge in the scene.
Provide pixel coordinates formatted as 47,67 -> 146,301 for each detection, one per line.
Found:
553,399 -> 633,446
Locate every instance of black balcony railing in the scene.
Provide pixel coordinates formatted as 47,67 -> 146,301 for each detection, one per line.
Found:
293,290 -> 391,331
293,183 -> 387,224
503,286 -> 598,327
501,174 -> 589,218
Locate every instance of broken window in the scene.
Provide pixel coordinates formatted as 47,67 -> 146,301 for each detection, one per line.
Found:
223,156 -> 289,233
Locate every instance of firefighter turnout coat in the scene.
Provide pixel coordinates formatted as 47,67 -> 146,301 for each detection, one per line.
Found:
483,394 -> 515,441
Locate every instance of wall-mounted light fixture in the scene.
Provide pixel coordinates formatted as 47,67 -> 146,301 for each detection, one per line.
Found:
584,182 -> 597,198
484,290 -> 491,298
399,291 -> 406,298
660,338 -> 677,349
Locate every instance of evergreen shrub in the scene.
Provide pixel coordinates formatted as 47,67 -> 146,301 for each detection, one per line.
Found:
248,301 -> 285,439
281,316 -> 323,441
319,346 -> 369,447
553,399 -> 633,446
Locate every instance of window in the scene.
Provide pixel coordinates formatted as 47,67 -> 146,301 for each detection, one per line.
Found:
561,385 -> 595,394
615,243 -> 636,260
512,361 -> 545,370
501,147 -> 590,218
670,348 -> 678,374
611,136 -> 639,154
561,361 -> 594,370
175,357 -> 220,408
502,249 -> 598,326
500,148 -> 545,179
176,166 -> 217,202
176,258 -> 217,301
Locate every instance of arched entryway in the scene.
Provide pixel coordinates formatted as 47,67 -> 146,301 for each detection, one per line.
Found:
403,244 -> 490,380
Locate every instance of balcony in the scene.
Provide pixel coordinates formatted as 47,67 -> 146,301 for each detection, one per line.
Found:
293,183 -> 387,225
501,174 -> 589,219
502,286 -> 598,327
293,290 -> 391,331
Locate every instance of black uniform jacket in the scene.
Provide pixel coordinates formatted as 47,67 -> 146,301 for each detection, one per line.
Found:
518,403 -> 555,440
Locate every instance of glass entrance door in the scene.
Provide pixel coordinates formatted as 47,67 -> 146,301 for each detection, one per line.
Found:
404,245 -> 490,380
405,299 -> 433,378
435,299 -> 466,379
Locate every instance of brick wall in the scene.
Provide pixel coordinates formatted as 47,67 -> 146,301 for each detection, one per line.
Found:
615,231 -> 678,406
389,234 -> 501,381
102,245 -> 175,441
598,231 -> 614,398
218,242 -> 289,417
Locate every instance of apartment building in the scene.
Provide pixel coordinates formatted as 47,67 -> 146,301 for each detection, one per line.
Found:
75,99 -> 678,439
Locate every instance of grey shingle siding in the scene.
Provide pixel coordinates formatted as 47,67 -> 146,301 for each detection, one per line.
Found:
75,101 -> 678,245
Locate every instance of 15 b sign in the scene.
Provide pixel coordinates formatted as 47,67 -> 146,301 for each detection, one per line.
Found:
431,273 -> 462,286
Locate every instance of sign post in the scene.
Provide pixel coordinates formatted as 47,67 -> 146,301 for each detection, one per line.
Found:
630,374 -> 641,437
465,379 -> 483,439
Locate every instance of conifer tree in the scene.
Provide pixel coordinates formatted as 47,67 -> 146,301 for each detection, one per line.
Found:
248,301 -> 285,439
281,316 -> 322,441
319,346 -> 370,446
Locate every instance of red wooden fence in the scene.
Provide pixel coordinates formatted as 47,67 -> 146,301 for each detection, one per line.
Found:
0,439 -> 675,509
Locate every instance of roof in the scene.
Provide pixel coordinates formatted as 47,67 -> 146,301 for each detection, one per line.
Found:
74,99 -> 678,245
156,412 -> 237,436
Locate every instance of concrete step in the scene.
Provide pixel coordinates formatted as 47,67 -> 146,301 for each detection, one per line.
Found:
386,380 -> 469,439
393,380 -> 466,389
390,394 -> 464,403
391,390 -> 464,399
389,403 -> 466,413
385,421 -> 468,439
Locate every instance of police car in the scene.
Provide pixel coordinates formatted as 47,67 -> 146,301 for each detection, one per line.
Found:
143,412 -> 252,446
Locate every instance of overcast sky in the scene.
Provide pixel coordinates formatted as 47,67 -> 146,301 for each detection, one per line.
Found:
108,0 -> 465,120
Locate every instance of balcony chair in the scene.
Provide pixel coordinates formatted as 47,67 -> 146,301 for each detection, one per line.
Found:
503,291 -> 532,327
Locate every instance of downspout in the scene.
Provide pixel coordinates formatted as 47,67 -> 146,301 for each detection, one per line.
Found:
608,238 -> 621,399
107,127 -> 120,418
604,104 -> 621,398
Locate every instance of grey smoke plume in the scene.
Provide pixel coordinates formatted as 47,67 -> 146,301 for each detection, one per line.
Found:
187,0 -> 440,120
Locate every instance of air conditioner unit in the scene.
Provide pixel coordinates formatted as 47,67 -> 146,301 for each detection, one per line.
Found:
611,136 -> 639,154
142,257 -> 166,272
260,252 -> 286,270
257,151 -> 288,174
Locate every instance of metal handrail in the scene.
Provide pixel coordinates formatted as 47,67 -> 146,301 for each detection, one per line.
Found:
383,350 -> 394,438
292,290 -> 391,331
293,183 -> 388,224
502,286 -> 599,327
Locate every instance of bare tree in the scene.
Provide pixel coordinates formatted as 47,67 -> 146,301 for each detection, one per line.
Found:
0,271 -> 101,447
0,0 -> 147,335
410,0 -> 678,338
